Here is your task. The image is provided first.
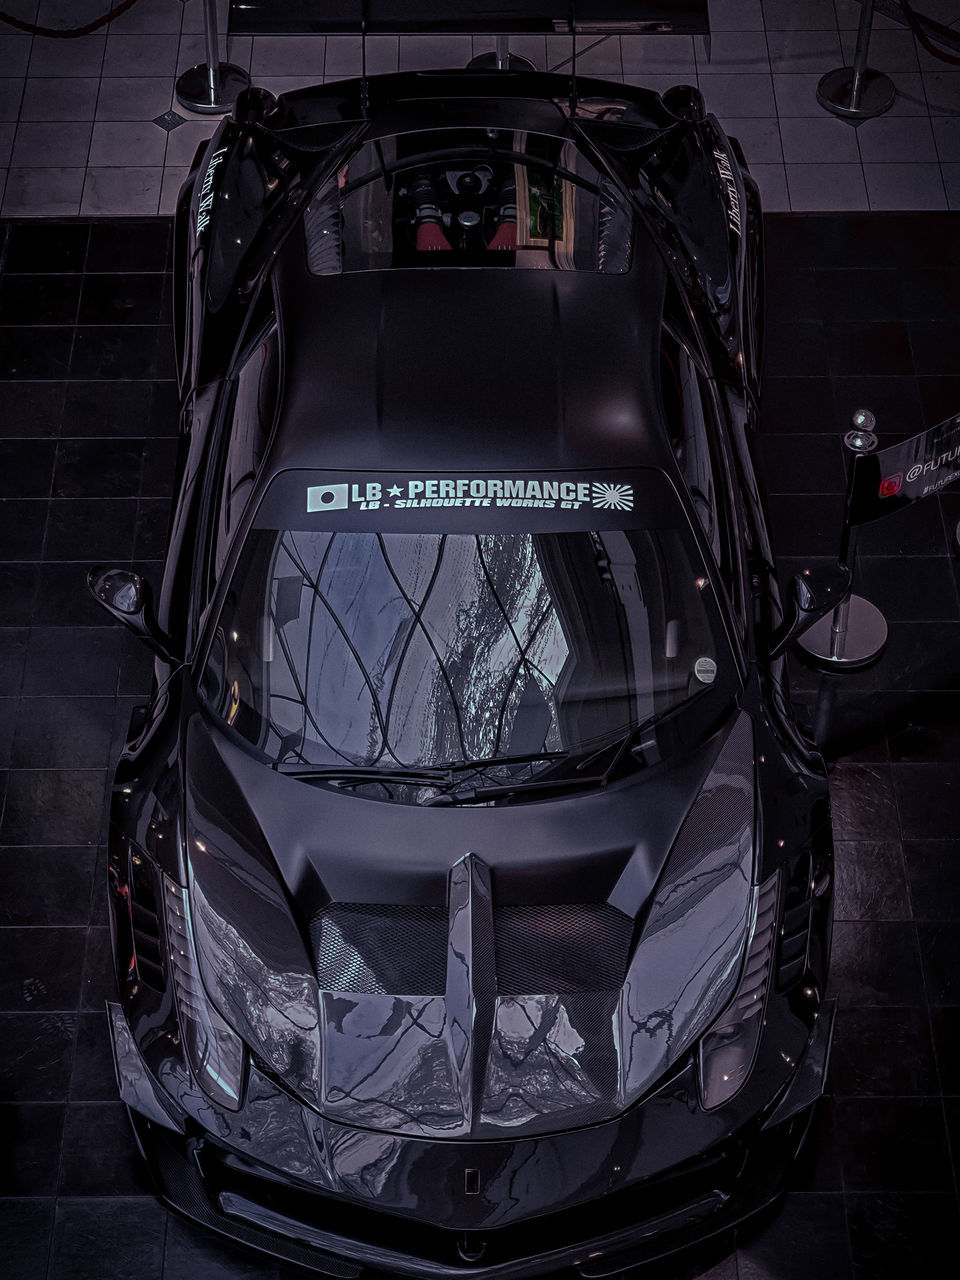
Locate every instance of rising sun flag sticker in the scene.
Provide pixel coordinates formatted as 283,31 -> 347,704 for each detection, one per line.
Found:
592,482 -> 634,511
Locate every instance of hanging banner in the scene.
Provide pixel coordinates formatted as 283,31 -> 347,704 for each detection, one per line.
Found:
848,411 -> 960,526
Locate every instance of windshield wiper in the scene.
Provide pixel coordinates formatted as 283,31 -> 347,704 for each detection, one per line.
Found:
275,750 -> 567,789
429,690 -> 713,806
276,764 -> 453,785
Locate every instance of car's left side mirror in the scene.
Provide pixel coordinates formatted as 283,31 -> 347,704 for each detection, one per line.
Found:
87,568 -> 175,662
768,564 -> 852,661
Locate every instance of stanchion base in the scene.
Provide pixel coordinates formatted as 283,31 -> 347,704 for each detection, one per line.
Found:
467,52 -> 538,72
176,64 -> 251,115
796,595 -> 888,671
817,67 -> 896,120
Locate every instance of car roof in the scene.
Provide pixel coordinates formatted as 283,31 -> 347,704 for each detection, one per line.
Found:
263,224 -> 676,478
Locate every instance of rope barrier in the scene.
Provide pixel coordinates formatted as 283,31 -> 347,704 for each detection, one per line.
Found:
0,0 -> 142,38
895,0 -> 960,67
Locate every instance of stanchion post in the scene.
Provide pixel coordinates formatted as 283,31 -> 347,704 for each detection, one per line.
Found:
817,0 -> 895,121
796,410 -> 888,670
176,0 -> 250,115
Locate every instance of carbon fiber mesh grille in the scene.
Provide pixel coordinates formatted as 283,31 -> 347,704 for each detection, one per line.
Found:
494,903 -> 633,994
310,903 -> 447,995
578,121 -> 674,152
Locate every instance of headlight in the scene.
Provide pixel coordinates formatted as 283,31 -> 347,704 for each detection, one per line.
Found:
617,714 -> 755,1106
185,833 -> 322,1109
163,875 -> 244,1110
698,870 -> 779,1110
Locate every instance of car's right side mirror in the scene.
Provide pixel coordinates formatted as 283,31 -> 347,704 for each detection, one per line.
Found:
768,565 -> 852,661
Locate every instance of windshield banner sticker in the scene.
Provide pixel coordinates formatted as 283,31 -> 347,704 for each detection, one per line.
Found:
307,477 -> 635,513
847,412 -> 960,526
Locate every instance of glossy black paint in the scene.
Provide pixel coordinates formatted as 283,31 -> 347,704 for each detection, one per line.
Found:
99,69 -> 835,1276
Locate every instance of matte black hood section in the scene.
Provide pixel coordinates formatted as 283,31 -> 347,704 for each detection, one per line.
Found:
184,709 -> 753,1139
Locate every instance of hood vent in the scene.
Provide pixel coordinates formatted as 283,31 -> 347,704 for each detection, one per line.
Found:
310,903 -> 447,995
494,903 -> 634,994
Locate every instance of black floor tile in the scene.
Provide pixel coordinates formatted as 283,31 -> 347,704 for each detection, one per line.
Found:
53,438 -> 145,499
134,498 -> 171,559
148,380 -> 179,436
855,554 -> 959,622
759,375 -> 835,434
835,1098 -> 954,1192
70,325 -> 172,381
0,498 -> 47,559
768,493 -> 846,556
0,381 -> 66,439
756,432 -> 846,494
885,692 -> 960,763
59,1102 -> 153,1196
833,841 -> 910,922
0,927 -> 86,1010
62,380 -> 154,438
0,274 -> 82,325
908,320 -> 960,376
49,1198 -> 166,1280
764,322 -> 829,377
140,437 -> 178,497
163,1213 -> 291,1280
931,1006 -> 960,1095
738,1193 -> 852,1280
79,927 -> 114,1012
828,922 -> 925,1006
829,1006 -> 938,1097
70,1012 -> 118,1101
0,628 -> 28,695
0,1197 -> 57,1280
21,628 -> 126,695
0,1102 -> 65,1194
918,922 -> 960,1004
917,374 -> 960,427
903,840 -> 960,920
816,268 -> 902,323
11,697 -> 115,769
901,268 -> 960,322
827,764 -> 900,841
78,273 -> 165,325
0,769 -> 107,846
86,221 -> 170,273
846,1193 -> 960,1280
31,564 -> 108,627
0,1010 -> 76,1101
893,763 -> 960,840
5,222 -> 88,274
0,439 -> 55,498
44,497 -> 138,560
826,323 -> 914,378
0,326 -> 74,380
0,848 -> 98,926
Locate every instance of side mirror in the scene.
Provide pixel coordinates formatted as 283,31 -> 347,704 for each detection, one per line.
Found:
87,568 -> 174,661
768,565 -> 852,661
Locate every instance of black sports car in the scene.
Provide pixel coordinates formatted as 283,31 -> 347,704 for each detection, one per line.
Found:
91,68 -> 847,1278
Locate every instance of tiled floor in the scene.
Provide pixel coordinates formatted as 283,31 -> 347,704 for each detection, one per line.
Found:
2,0 -> 960,214
1,212 -> 959,1277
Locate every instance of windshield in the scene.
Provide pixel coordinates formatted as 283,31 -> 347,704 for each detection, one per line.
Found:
302,128 -> 634,274
199,469 -> 736,795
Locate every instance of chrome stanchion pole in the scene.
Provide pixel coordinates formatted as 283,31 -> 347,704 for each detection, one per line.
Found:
797,410 -> 888,670
176,0 -> 250,115
817,0 -> 895,121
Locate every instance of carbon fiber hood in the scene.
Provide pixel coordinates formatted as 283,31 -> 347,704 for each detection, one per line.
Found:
183,708 -> 754,1139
